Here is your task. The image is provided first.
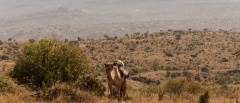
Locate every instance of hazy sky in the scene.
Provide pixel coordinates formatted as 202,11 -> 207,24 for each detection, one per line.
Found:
1,0 -> 240,40
1,0 -> 240,19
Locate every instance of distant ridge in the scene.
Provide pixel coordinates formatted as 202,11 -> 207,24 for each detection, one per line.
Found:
1,0 -> 240,41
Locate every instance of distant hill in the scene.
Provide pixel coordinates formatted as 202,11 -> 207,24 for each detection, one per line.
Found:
1,0 -> 240,41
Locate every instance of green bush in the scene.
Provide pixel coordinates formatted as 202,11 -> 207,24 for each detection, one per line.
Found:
144,46 -> 153,52
74,76 -> 106,96
221,58 -> 228,62
165,52 -> 173,57
182,71 -> 193,80
10,39 -> 90,89
29,39 -> 35,43
151,59 -> 160,71
164,78 -> 202,95
140,78 -> 202,101
166,71 -> 171,77
199,91 -> 209,103
164,78 -> 185,96
201,67 -> 209,72
129,68 -> 139,75
1,55 -> 9,60
11,45 -> 19,50
8,38 -> 12,41
185,80 -> 202,94
158,87 -> 165,101
190,54 -> 197,58
165,66 -> 172,70
175,34 -> 181,40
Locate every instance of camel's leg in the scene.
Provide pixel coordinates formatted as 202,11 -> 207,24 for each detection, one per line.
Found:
117,87 -> 121,102
125,79 -> 128,100
108,84 -> 113,99
121,87 -> 124,97
122,80 -> 128,101
120,86 -> 125,101
123,86 -> 128,101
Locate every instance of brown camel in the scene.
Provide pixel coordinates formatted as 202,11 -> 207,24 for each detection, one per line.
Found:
104,59 -> 128,101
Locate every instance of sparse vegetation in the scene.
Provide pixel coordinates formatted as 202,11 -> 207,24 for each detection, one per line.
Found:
0,29 -> 240,102
42,83 -> 98,102
199,91 -> 209,103
1,55 -> 9,60
175,34 -> 181,40
164,78 -> 202,97
74,76 -> 106,96
0,74 -> 24,93
201,66 -> 209,72
221,57 -> 229,62
29,39 -> 35,43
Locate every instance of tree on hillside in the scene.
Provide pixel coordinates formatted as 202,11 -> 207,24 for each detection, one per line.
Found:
10,39 -> 90,89
234,50 -> 240,55
1,55 -> 9,60
164,50 -> 174,60
151,59 -> 160,71
175,34 -> 181,40
29,39 -> 35,43
103,34 -> 111,40
77,37 -> 83,41
199,91 -> 209,103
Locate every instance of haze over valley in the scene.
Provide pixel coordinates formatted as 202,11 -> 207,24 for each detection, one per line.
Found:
1,0 -> 240,40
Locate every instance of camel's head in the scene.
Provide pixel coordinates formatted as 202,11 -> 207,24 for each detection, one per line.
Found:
104,62 -> 114,72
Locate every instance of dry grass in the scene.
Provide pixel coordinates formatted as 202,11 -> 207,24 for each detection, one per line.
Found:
0,92 -> 37,103
99,89 -> 239,103
0,73 -> 38,103
0,76 -> 240,103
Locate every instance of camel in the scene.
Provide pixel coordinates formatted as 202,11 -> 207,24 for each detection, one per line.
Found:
104,59 -> 128,101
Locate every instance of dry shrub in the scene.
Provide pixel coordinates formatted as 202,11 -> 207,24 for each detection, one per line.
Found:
165,78 -> 202,95
164,78 -> 202,102
199,91 -> 209,103
185,80 -> 202,94
73,76 -> 106,97
0,74 -> 25,93
43,83 -> 98,103
128,68 -> 140,75
0,74 -> 36,103
164,78 -> 185,96
0,92 -> 37,103
140,85 -> 160,94
138,78 -> 202,101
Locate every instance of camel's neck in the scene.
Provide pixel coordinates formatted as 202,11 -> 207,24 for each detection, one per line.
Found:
113,66 -> 121,79
106,70 -> 113,81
